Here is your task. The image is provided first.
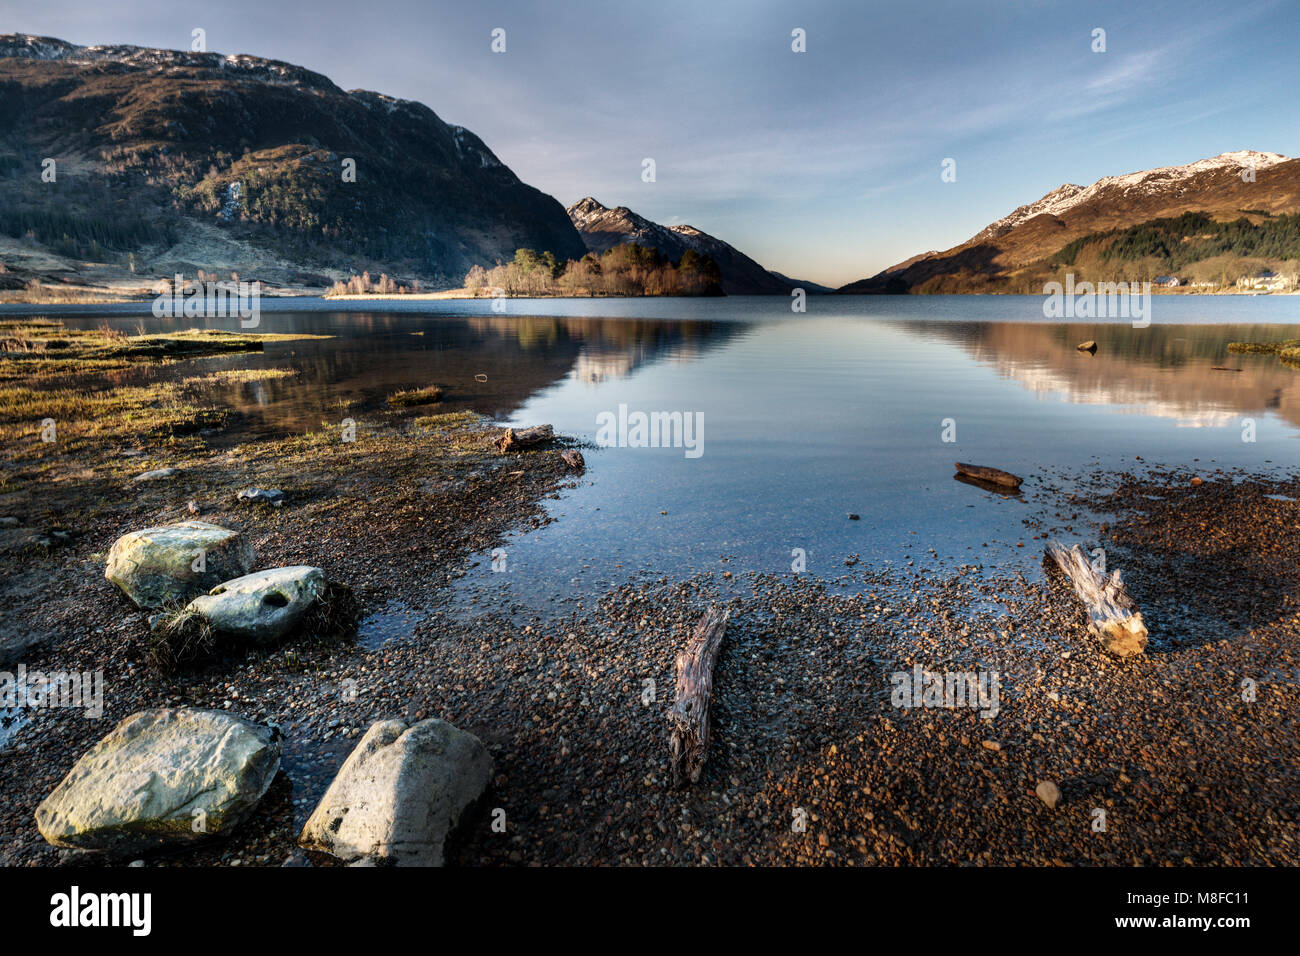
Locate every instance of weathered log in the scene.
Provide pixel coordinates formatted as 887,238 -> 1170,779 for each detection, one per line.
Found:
560,449 -> 585,471
668,607 -> 729,788
1044,540 -> 1147,657
954,473 -> 1022,496
954,462 -> 1023,488
494,424 -> 553,452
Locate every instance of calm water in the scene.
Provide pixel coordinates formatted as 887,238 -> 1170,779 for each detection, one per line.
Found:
16,294 -> 1300,609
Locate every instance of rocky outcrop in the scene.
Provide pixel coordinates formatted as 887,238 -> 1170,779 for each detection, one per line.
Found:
104,521 -> 254,609
567,197 -> 827,295
299,718 -> 493,866
34,709 -> 282,853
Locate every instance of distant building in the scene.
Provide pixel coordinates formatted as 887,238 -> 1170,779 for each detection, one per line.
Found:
1237,271 -> 1291,292
1153,275 -> 1181,287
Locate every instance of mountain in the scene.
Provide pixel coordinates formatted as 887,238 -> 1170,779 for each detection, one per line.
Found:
567,197 -> 827,295
840,151 -> 1300,293
0,34 -> 586,288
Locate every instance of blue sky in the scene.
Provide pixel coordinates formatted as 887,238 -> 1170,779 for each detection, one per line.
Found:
5,0 -> 1298,285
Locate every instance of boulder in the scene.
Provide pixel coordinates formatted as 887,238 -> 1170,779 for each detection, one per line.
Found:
105,521 -> 254,609
134,467 -> 180,482
299,718 -> 493,866
35,708 -> 282,854
183,565 -> 326,643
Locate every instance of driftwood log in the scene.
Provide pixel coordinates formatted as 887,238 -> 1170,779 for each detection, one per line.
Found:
1044,541 -> 1147,657
560,449 -> 585,471
494,424 -> 553,452
954,462 -> 1023,487
668,607 -> 729,788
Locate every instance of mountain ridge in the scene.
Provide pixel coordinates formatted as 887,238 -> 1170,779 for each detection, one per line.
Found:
567,197 -> 829,295
0,33 -> 586,289
840,150 -> 1300,293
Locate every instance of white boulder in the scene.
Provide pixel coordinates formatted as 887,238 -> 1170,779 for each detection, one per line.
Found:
183,565 -> 326,643
299,718 -> 492,866
35,708 -> 282,853
105,521 -> 254,609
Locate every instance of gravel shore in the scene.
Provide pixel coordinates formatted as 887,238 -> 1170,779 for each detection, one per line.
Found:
2,447 -> 1297,866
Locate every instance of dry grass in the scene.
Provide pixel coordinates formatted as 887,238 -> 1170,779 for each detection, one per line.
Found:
387,385 -> 444,406
0,320 -> 329,471
0,281 -> 140,305
1226,339 -> 1300,354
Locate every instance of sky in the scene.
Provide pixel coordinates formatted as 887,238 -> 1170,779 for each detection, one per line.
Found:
3,0 -> 1299,286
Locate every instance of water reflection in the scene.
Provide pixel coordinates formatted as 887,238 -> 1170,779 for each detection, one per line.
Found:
50,312 -> 744,443
896,320 -> 1300,430
32,301 -> 1300,602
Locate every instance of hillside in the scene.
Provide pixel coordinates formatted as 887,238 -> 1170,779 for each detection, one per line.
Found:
840,151 -> 1300,293
0,34 -> 586,290
567,197 -> 828,295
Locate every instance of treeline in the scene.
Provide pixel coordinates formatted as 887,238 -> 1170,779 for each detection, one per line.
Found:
1054,211 -> 1300,271
0,208 -> 176,261
326,271 -> 420,295
464,244 -> 723,296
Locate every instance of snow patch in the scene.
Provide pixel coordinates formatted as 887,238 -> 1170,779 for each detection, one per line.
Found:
973,150 -> 1290,243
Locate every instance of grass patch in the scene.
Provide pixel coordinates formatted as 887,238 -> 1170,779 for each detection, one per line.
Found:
0,320 -> 329,383
146,605 -> 217,673
301,580 -> 363,638
0,321 -> 327,474
1227,339 -> 1300,354
387,385 -> 444,407
413,410 -> 482,431
181,368 -> 300,387
1227,339 -> 1300,371
0,282 -> 137,305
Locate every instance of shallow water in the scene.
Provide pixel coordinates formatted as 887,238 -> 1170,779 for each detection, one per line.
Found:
16,294 -> 1300,606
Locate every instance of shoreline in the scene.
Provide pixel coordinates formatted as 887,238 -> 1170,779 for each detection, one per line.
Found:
2,322 -> 1297,865
4,463 -> 1297,865
3,284 -> 1298,307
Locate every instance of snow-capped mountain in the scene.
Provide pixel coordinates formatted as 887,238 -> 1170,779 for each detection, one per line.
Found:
972,151 -> 1289,244
841,150 -> 1300,293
